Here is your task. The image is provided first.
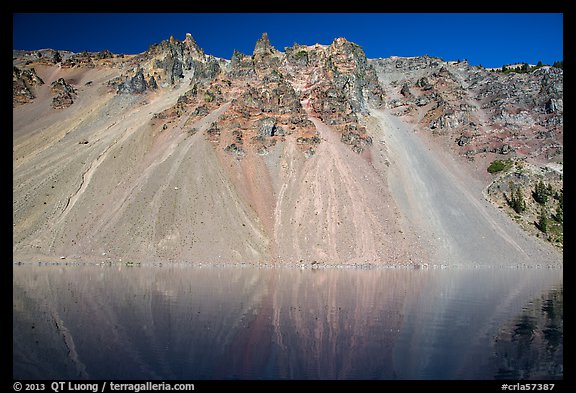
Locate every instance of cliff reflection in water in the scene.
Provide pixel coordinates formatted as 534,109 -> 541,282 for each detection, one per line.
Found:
13,264 -> 562,379
492,287 -> 563,380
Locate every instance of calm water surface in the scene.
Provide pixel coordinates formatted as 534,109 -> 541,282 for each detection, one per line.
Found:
13,263 -> 562,380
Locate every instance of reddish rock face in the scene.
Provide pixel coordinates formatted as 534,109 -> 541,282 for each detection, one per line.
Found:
141,33 -> 387,157
371,57 -> 562,166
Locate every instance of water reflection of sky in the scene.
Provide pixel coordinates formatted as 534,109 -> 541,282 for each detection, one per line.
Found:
13,264 -> 562,380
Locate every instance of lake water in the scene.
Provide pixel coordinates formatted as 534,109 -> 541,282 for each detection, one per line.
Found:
13,263 -> 562,380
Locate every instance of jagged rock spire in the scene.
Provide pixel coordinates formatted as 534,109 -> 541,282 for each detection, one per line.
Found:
253,32 -> 278,56
183,32 -> 205,58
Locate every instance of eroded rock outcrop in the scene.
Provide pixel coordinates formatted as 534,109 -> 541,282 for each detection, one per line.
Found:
50,78 -> 76,109
117,68 -> 151,94
13,66 -> 44,106
252,32 -> 282,74
281,37 -> 385,153
371,57 -> 563,163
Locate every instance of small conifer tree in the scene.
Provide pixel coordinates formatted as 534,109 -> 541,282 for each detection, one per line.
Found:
537,206 -> 548,233
508,182 -> 526,214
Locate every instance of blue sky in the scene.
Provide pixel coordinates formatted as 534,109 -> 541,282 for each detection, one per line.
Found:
13,13 -> 563,68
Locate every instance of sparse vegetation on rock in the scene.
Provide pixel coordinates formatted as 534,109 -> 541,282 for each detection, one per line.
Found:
487,159 -> 513,174
532,180 -> 553,205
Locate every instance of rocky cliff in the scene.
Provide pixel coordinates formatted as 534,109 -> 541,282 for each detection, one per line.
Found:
12,33 -> 562,264
13,33 -> 418,265
371,57 -> 562,164
371,56 -> 563,249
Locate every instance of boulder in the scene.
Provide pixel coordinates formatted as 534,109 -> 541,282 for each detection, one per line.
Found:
258,117 -> 278,137
148,75 -> 158,90
455,135 -> 473,146
400,83 -> 412,97
545,98 -> 562,114
416,77 -> 432,90
96,50 -> 114,59
224,143 -> 245,158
